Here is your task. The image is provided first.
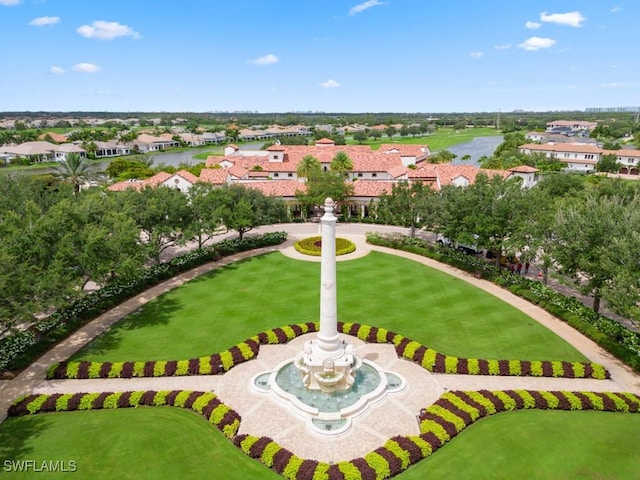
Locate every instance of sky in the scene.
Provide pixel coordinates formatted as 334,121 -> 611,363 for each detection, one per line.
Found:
1,0 -> 638,113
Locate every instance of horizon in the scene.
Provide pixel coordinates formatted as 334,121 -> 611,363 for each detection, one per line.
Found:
1,1 -> 638,113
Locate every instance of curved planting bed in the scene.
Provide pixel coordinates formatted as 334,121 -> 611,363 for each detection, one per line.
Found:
294,236 -> 356,256
8,389 -> 640,480
46,322 -> 609,380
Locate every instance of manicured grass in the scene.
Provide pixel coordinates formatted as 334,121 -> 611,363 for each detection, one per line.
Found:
348,128 -> 500,151
405,410 -> 640,480
0,408 -> 277,480
72,251 -> 586,363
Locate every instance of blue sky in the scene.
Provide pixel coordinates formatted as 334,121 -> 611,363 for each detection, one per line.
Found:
1,0 -> 638,113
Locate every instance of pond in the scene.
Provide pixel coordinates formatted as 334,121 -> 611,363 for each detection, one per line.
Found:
447,135 -> 503,166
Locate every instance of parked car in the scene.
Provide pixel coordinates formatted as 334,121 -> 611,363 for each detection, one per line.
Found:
436,234 -> 481,255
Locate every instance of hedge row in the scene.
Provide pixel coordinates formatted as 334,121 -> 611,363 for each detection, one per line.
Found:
293,237 -> 357,256
341,322 -> 609,380
235,389 -> 640,480
0,232 -> 288,373
366,232 -> 640,372
7,390 -> 241,439
11,388 -> 639,480
47,322 -> 608,380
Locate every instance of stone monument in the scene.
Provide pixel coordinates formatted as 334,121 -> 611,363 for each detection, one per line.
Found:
295,198 -> 361,392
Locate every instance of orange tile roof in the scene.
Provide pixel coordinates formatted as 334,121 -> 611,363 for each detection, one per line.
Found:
237,180 -> 305,197
315,138 -> 335,145
107,179 -> 146,192
603,149 -> 640,158
378,144 -> 429,157
407,164 -> 438,179
434,164 -> 508,188
173,170 -> 199,183
351,180 -> 395,197
145,171 -> 173,186
508,165 -> 539,173
198,168 -> 228,185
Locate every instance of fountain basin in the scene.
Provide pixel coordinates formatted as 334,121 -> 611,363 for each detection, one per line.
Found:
253,358 -> 406,435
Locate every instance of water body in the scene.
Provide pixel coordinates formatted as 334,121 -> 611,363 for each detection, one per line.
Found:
447,135 -> 503,166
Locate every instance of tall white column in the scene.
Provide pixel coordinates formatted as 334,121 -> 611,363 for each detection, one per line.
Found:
317,197 -> 341,354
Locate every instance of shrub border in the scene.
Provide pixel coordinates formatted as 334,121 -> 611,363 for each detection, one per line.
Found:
47,322 -> 608,380
8,388 -> 640,480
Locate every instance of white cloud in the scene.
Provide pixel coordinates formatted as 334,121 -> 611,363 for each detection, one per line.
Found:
518,37 -> 556,51
540,11 -> 586,27
469,51 -> 484,59
49,66 -> 65,75
76,20 -> 141,40
611,6 -> 622,13
349,0 -> 384,16
72,63 -> 101,73
599,82 -> 634,88
30,16 -> 60,27
525,21 -> 541,29
494,44 -> 511,50
0,0 -> 21,5
250,54 -> 279,66
319,79 -> 340,89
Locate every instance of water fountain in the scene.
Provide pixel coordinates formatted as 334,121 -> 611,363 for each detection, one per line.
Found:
253,198 -> 405,435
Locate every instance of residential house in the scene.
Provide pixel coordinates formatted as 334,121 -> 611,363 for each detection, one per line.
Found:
518,143 -> 601,172
93,141 -> 131,158
545,120 -> 597,132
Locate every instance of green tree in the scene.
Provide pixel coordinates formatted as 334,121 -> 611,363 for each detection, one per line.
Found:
552,193 -> 626,313
352,131 -> 368,144
214,184 -> 288,239
296,170 -> 354,215
54,153 -> 94,194
384,126 -> 397,139
440,173 -> 530,266
121,186 -> 193,262
185,183 -> 227,248
296,154 -> 321,180
429,150 -> 457,164
330,151 -> 353,172
375,181 -> 438,237
596,153 -> 622,173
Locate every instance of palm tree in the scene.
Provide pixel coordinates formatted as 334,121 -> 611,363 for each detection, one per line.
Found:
54,152 -> 94,194
296,154 -> 321,179
330,151 -> 353,172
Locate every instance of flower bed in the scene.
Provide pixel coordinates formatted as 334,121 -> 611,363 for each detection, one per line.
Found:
294,236 -> 356,256
10,388 -> 640,480
8,390 -> 241,439
47,322 -> 608,380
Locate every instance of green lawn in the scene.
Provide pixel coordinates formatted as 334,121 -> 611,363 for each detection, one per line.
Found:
1,408 -> 638,479
0,408 -> 278,480
405,409 -> 640,480
72,251 -> 585,363
348,128 -> 500,151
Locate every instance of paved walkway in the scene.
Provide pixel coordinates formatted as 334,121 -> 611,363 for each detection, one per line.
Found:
1,224 -> 639,462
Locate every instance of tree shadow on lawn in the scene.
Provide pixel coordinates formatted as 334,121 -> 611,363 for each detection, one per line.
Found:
0,415 -> 51,461
74,295 -> 184,358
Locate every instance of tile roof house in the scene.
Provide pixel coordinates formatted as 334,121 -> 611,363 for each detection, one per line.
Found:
519,142 -> 602,172
0,141 -> 86,162
107,137 -> 535,220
